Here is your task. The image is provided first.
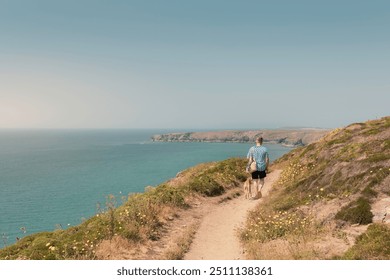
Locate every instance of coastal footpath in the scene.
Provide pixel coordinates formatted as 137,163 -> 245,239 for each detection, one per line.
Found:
151,129 -> 330,147
1,117 -> 388,260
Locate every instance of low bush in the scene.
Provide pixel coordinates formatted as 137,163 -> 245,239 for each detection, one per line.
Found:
335,197 -> 373,225
342,224 -> 390,259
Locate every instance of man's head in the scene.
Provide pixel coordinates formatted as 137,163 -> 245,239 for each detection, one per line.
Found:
256,137 -> 263,144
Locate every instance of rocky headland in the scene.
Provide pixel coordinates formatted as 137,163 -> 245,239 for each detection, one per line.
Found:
152,129 -> 330,147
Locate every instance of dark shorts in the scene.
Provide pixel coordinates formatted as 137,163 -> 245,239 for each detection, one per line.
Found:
251,170 -> 266,179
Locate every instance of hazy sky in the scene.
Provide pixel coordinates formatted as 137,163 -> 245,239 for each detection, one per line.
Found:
1,0 -> 389,129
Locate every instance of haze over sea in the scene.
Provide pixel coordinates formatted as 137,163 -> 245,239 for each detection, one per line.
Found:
0,129 -> 292,248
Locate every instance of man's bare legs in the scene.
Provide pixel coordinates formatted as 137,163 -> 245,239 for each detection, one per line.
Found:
251,180 -> 258,199
257,178 -> 264,198
251,178 -> 265,199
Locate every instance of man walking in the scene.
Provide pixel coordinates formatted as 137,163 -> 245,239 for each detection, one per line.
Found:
247,137 -> 269,199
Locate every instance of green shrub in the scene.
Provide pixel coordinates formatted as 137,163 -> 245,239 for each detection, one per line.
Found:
184,158 -> 247,196
384,140 -> 390,150
146,184 -> 187,207
365,153 -> 390,163
335,197 -> 373,225
187,176 -> 225,196
361,186 -> 377,199
342,224 -> 390,259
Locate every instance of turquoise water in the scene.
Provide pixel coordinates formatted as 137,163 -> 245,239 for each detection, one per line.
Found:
0,130 -> 292,248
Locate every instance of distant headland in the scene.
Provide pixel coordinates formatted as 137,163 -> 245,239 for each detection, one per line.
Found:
151,128 -> 331,147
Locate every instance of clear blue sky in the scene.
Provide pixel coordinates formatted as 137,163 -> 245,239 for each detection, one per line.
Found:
0,0 -> 389,129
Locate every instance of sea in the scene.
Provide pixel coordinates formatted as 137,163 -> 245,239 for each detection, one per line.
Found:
0,129 -> 292,248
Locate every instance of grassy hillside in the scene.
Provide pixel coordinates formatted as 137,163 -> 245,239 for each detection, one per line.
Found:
0,158 -> 247,260
241,116 -> 390,259
2,117 -> 388,260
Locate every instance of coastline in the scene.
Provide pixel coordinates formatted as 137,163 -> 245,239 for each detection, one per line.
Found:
151,128 -> 330,147
0,131 -> 292,250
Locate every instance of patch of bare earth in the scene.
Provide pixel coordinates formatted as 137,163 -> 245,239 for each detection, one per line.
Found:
184,170 -> 282,260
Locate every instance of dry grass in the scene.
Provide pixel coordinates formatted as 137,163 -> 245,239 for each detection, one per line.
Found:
240,193 -> 327,259
162,222 -> 200,260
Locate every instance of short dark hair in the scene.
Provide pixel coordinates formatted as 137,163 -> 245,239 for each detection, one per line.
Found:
256,137 -> 263,144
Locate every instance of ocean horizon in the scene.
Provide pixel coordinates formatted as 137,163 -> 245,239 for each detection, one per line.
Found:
0,129 -> 292,249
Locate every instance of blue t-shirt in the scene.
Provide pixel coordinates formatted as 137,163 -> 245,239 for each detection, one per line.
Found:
247,145 -> 269,171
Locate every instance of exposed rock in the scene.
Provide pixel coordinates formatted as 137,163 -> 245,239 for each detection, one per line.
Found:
372,197 -> 390,224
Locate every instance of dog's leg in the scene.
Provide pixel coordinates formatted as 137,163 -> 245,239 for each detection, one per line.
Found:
244,180 -> 250,199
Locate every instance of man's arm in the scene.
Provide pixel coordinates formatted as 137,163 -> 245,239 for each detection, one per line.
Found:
247,148 -> 253,163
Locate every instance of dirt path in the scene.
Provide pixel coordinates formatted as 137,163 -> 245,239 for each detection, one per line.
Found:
184,170 -> 281,260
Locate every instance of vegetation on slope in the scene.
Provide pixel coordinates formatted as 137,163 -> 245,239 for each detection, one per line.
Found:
0,158 -> 247,260
241,116 -> 390,259
2,117 -> 388,260
342,223 -> 390,260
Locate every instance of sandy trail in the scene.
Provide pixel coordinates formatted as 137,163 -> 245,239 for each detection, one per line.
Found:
184,169 -> 281,260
